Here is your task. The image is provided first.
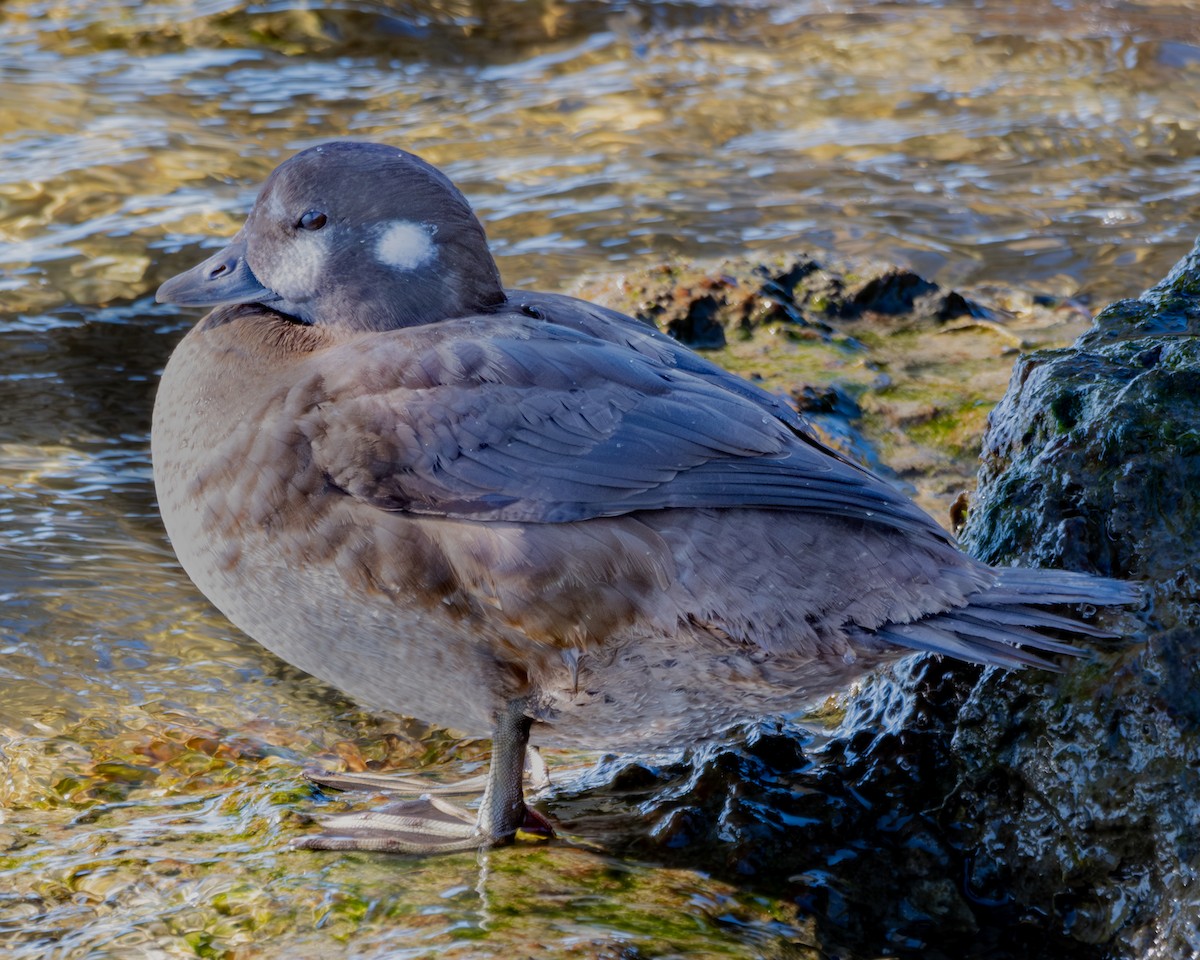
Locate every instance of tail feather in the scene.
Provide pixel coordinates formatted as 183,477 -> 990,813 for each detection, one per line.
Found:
876,621 -> 1063,670
974,567 -> 1139,607
956,606 -> 1117,640
939,615 -> 1080,656
869,567 -> 1141,671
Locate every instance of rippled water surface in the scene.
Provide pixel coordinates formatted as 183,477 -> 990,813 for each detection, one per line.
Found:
2,1 -> 1199,957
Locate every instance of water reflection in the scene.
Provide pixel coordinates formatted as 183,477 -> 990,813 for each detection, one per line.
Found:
2,0 -> 1198,313
1,1 -> 1198,957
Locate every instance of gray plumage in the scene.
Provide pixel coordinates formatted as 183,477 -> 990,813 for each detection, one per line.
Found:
151,142 -> 1137,850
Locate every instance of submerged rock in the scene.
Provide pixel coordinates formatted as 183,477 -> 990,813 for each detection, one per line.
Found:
550,240 -> 1200,959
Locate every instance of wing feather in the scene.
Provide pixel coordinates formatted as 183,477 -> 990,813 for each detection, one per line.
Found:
306,293 -> 947,541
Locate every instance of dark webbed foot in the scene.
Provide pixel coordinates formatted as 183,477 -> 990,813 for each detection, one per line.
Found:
295,699 -> 554,855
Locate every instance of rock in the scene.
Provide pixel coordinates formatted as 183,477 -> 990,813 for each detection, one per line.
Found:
576,255 -> 977,349
949,234 -> 1200,958
789,382 -> 861,419
579,253 -> 1097,527
553,658 -> 1105,959
963,236 -> 1200,626
849,268 -> 976,323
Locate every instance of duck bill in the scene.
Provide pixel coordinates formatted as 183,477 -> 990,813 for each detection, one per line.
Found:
156,236 -> 278,307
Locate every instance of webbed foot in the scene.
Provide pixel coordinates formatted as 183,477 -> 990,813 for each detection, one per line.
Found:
295,700 -> 554,855
302,768 -> 490,798
295,796 -> 481,854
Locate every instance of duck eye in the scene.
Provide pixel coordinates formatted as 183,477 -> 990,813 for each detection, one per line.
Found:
297,210 -> 327,231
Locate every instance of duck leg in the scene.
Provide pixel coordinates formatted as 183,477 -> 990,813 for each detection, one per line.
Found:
294,698 -> 553,855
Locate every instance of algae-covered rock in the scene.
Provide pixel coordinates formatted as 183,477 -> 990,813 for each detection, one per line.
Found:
963,237 -> 1200,625
577,255 -> 976,349
944,235 -> 1200,957
578,253 -> 1035,525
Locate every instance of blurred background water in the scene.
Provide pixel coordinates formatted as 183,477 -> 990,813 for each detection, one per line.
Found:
1,1 -> 1198,958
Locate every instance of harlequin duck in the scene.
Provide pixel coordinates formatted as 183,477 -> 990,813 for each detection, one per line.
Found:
152,141 -> 1136,853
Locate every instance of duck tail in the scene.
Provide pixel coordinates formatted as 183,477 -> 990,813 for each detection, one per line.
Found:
871,567 -> 1141,670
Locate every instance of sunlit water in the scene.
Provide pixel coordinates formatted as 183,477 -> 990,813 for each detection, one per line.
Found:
1,1 -> 1198,957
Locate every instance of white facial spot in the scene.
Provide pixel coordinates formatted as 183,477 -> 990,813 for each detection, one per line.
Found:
270,232 -> 328,301
375,220 -> 436,271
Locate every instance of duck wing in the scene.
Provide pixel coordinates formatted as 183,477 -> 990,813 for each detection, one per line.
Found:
306,293 -> 946,541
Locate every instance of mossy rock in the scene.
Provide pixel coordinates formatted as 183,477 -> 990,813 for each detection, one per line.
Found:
963,234 -> 1200,624
578,254 -> 976,349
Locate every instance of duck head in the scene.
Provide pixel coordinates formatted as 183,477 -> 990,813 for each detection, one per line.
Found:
157,141 -> 506,330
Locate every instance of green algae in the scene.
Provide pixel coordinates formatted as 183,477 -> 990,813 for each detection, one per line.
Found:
1,694 -> 814,959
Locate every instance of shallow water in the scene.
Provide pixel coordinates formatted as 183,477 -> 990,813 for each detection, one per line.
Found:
1,1 -> 1198,957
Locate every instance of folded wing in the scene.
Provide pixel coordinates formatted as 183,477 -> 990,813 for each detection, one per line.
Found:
307,294 -> 946,541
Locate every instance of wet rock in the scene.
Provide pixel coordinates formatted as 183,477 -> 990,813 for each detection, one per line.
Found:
789,382 -> 862,420
949,234 -> 1200,958
964,236 -> 1200,623
580,255 -> 977,349
553,659 -> 1102,960
553,239 -> 1200,958
849,268 -> 975,322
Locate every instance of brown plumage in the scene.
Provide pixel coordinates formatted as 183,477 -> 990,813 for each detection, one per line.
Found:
152,141 -> 1137,853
